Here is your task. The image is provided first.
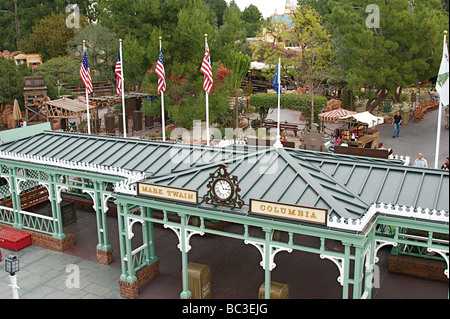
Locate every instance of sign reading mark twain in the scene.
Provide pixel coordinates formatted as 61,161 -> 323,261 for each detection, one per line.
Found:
249,199 -> 328,226
138,183 -> 198,205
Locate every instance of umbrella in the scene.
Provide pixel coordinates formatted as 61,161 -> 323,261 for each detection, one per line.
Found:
319,108 -> 357,122
12,99 -> 23,123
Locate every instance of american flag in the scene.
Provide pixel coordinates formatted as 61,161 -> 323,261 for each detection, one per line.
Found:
79,51 -> 93,94
115,52 -> 123,95
155,49 -> 166,94
201,41 -> 213,94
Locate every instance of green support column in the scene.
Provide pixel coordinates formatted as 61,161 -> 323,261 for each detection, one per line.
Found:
9,170 -> 22,229
264,229 -> 272,300
341,243 -> 351,299
123,204 -> 137,283
364,227 -> 376,299
141,206 -> 158,265
179,214 -> 192,299
94,182 -> 112,252
49,175 -> 65,240
352,245 -> 364,299
117,203 -> 129,282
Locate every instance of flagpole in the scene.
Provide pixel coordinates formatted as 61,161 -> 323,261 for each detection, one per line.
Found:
83,40 -> 92,135
205,34 -> 210,146
159,37 -> 166,142
119,39 -> 127,138
434,31 -> 448,169
274,58 -> 283,148
435,98 -> 443,169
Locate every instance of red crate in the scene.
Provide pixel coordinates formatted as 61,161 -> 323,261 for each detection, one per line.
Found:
0,229 -> 32,251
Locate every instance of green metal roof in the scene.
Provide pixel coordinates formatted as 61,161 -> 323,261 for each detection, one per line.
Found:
0,131 -> 448,226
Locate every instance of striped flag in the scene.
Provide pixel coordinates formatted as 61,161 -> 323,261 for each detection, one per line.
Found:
115,52 -> 123,95
80,51 -> 93,94
201,41 -> 213,94
155,49 -> 166,94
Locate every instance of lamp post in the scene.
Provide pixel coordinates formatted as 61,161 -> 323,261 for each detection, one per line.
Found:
5,255 -> 20,299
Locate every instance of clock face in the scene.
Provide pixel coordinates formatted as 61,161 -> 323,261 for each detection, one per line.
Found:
213,179 -> 233,201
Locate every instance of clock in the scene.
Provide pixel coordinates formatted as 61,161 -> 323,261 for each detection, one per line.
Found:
213,179 -> 233,201
204,165 -> 244,209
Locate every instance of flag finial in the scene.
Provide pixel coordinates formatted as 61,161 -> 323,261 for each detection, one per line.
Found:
445,30 -> 448,35
119,39 -> 122,43
159,36 -> 162,40
205,34 -> 208,38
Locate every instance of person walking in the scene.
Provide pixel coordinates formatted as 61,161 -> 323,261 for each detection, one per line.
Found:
413,153 -> 429,168
392,111 -> 403,138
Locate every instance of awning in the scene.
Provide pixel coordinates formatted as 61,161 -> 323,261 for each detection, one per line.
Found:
44,97 -> 96,119
338,111 -> 384,128
319,108 -> 357,122
250,61 -> 269,70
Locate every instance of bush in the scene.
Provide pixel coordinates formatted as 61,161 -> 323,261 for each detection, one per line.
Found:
249,93 -> 327,125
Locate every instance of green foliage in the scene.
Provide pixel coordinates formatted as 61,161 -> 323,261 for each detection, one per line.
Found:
21,13 -> 86,61
326,0 -> 448,111
34,56 -> 81,99
249,93 -> 327,124
67,24 -> 118,83
0,57 -> 31,105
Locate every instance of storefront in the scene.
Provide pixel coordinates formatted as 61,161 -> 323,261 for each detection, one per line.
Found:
0,126 -> 448,299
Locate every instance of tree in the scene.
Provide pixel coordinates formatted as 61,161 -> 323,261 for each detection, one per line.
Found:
0,57 -> 31,106
242,4 -> 263,37
21,13 -> 86,61
287,5 -> 336,124
327,0 -> 448,111
224,51 -> 251,128
0,1 -> 93,52
67,23 -> 118,83
34,56 -> 81,99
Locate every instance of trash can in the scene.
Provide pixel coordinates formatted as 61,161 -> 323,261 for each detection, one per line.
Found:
105,115 -> 115,134
401,110 -> 410,125
145,115 -> 154,128
258,281 -> 289,299
188,262 -> 211,299
133,111 -> 143,131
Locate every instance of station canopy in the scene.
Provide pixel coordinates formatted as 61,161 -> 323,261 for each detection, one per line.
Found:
0,130 -> 447,232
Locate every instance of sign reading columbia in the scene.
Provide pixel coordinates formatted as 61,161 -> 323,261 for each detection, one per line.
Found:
249,199 -> 328,226
138,183 -> 198,205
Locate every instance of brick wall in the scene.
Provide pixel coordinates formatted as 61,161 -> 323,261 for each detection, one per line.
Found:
119,260 -> 160,299
388,254 -> 448,282
0,223 -> 74,252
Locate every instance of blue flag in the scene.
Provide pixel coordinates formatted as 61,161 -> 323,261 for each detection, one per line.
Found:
272,63 -> 281,95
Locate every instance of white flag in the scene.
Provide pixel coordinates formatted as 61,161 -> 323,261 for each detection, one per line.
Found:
436,34 -> 449,106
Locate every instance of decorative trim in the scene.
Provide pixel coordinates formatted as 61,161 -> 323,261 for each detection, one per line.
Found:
327,203 -> 449,232
427,247 -> 449,278
163,224 -> 204,253
82,189 -> 97,212
56,185 -> 69,204
320,254 -> 345,286
127,216 -> 145,240
0,151 -> 145,181
374,240 -> 398,263
244,240 -> 293,271
102,193 -> 115,213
